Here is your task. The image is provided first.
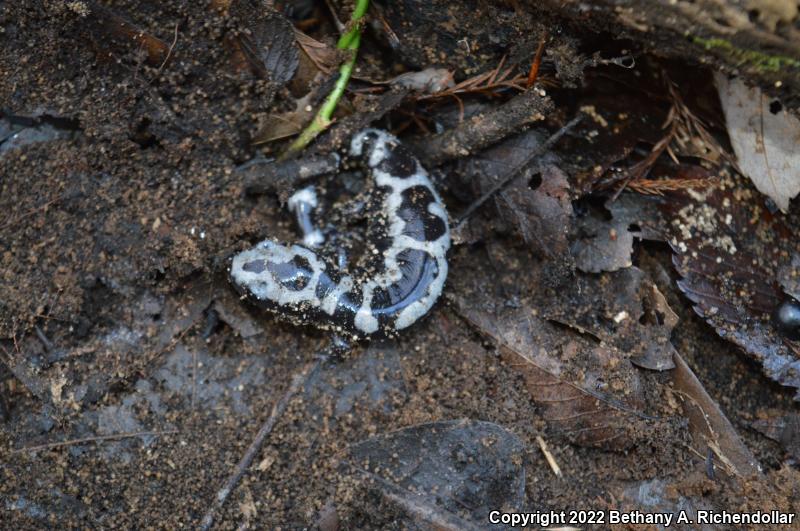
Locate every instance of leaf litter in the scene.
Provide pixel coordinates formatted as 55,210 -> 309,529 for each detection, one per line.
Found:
338,419 -> 525,529
450,242 -> 686,451
661,173 -> 800,398
715,73 -> 800,212
2,0 -> 800,528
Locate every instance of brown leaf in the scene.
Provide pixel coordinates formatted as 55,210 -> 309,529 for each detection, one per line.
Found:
554,92 -> 666,194
661,175 -> 800,399
454,295 -> 656,450
544,267 -> 678,372
460,129 -> 573,261
716,73 -> 800,212
751,413 -> 800,461
211,296 -> 263,339
340,419 -> 524,529
570,209 -> 635,273
383,68 -> 455,94
568,191 -> 669,276
294,29 -> 341,74
252,94 -> 315,144
672,353 -> 762,477
605,192 -> 667,243
777,253 -> 800,301
226,1 -> 299,84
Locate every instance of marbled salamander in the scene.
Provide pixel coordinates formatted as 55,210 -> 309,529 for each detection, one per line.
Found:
230,129 -> 450,339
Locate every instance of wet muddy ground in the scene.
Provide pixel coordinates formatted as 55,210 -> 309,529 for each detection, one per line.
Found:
2,1 -> 799,529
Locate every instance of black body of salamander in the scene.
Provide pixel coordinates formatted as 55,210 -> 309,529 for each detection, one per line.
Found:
229,129 -> 450,339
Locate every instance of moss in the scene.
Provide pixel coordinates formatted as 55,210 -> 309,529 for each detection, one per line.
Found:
691,36 -> 800,72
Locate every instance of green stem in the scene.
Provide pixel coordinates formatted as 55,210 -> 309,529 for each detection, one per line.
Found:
281,0 -> 369,160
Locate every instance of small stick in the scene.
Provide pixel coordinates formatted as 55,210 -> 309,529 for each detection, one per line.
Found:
152,23 -> 179,79
0,189 -> 67,231
453,114 -> 581,230
411,86 -> 555,167
87,1 -> 169,65
11,430 -> 178,454
199,358 -> 323,531
536,435 -> 562,477
34,325 -> 54,352
526,31 -> 548,88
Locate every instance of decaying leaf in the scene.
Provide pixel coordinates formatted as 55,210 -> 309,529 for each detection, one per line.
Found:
570,207 -> 636,273
545,267 -> 678,371
460,129 -> 573,261
339,420 -> 525,528
715,73 -> 800,212
252,94 -> 315,144
554,83 -> 666,194
671,353 -> 761,477
777,253 -> 800,301
454,294 -> 657,450
605,192 -> 666,243
662,174 -> 800,399
211,295 -> 263,339
1,279 -> 214,415
751,412 -> 800,461
225,1 -> 299,85
294,29 -> 341,74
383,67 -> 454,94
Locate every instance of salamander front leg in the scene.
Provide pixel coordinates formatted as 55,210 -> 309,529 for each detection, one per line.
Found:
287,186 -> 324,248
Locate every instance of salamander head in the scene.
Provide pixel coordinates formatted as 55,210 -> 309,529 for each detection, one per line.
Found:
230,241 -> 325,305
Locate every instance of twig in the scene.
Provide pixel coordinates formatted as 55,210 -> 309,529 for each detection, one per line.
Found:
34,325 -> 53,352
191,349 -> 198,408
151,23 -> 179,80
12,430 -> 178,454
198,358 -> 323,531
453,114 -> 582,229
281,0 -> 370,160
526,32 -> 548,88
411,86 -> 556,167
87,1 -> 169,65
536,435 -> 562,477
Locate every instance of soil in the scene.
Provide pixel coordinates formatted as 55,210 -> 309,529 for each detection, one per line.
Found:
2,1 -> 798,529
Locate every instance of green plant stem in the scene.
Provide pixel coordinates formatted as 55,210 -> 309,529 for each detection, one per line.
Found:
281,0 -> 369,160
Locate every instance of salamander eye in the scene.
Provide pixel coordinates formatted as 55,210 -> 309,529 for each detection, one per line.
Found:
773,299 -> 800,340
242,260 -> 267,273
266,255 -> 314,291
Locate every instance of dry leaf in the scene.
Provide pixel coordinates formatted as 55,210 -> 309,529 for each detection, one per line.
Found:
751,412 -> 800,461
383,68 -> 454,94
294,29 -> 340,74
570,210 -> 635,273
226,2 -> 299,84
544,267 -> 678,372
715,73 -> 800,212
454,295 -> 656,450
252,94 -> 315,144
460,129 -> 573,261
671,353 -> 761,477
661,175 -> 800,399
341,420 -> 524,529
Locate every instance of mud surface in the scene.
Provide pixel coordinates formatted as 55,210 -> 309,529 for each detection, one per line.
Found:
2,1 -> 799,529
